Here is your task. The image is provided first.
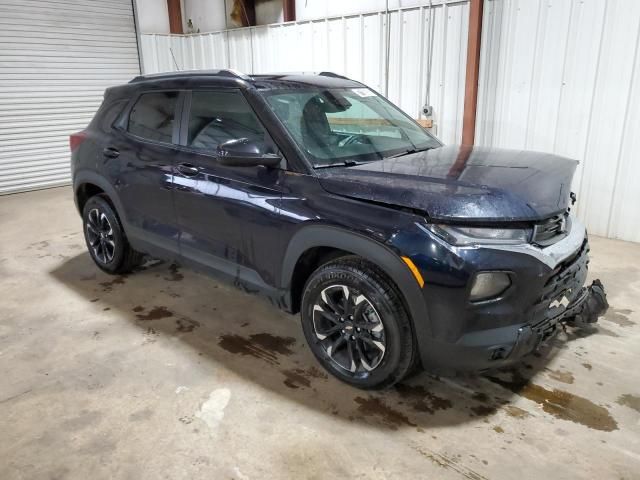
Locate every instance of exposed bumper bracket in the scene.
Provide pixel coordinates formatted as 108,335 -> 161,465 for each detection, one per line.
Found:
564,279 -> 609,326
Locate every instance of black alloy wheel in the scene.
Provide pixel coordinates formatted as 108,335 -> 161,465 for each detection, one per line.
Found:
82,194 -> 144,274
301,256 -> 416,389
312,284 -> 387,373
85,207 -> 116,264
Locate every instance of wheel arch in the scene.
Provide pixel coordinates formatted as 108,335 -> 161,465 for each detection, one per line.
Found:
73,171 -> 128,225
281,225 -> 432,347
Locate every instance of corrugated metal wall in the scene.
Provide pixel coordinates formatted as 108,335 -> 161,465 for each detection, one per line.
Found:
477,0 -> 640,242
0,0 -> 140,194
140,0 -> 470,145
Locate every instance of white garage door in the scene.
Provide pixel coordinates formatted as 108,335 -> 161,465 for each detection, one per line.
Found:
0,0 -> 140,194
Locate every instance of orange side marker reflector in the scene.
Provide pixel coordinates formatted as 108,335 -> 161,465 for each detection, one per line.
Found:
401,256 -> 425,288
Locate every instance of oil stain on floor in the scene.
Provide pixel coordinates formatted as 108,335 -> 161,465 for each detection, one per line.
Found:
281,367 -> 327,389
133,306 -> 174,321
394,383 -> 453,415
487,370 -> 618,432
616,394 -> 640,413
602,308 -> 635,327
354,396 -> 417,429
546,368 -> 575,384
218,333 -> 297,365
99,276 -> 127,292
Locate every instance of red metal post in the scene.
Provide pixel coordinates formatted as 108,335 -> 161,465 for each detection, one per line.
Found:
461,0 -> 484,146
283,0 -> 296,22
167,0 -> 183,34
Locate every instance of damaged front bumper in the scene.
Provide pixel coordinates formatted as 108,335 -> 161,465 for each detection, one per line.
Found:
509,279 -> 609,361
565,279 -> 609,326
412,216 -> 610,374
421,279 -> 609,375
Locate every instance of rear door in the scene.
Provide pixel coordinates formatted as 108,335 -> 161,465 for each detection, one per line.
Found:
110,90 -> 183,256
173,89 -> 284,289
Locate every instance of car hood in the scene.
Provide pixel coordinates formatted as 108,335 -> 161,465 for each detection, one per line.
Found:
317,145 -> 578,222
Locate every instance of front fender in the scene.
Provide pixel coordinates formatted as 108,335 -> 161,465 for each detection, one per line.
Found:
280,224 -> 432,351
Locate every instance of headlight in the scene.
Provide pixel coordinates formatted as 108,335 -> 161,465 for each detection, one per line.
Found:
427,224 -> 531,246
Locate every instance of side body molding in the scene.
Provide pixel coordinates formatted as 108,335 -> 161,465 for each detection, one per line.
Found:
280,225 -> 433,354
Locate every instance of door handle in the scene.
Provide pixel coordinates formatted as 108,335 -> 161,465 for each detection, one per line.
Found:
177,163 -> 200,177
103,147 -> 120,159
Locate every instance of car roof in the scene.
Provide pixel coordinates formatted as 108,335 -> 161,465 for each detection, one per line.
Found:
128,69 -> 363,90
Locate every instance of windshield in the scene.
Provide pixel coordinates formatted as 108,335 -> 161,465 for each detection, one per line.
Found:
262,87 -> 441,167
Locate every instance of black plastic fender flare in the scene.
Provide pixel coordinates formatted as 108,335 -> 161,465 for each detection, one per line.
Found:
73,170 -> 128,225
280,224 -> 433,345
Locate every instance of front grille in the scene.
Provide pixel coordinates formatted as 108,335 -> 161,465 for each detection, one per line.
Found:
532,213 -> 569,246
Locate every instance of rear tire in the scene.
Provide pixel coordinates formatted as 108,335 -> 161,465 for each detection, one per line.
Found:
82,195 -> 144,274
301,256 -> 416,389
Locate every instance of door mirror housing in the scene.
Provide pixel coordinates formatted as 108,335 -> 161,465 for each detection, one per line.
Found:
216,138 -> 281,168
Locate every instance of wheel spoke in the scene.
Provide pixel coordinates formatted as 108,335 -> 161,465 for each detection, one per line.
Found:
88,209 -> 99,230
104,241 -> 115,261
99,212 -> 110,231
86,225 -> 99,246
370,323 -> 384,333
315,323 -> 342,340
355,339 -> 374,372
326,335 -> 346,358
86,223 -> 98,236
313,304 -> 341,324
360,335 -> 386,354
97,241 -> 106,263
341,285 -> 352,315
346,340 -> 357,372
352,318 -> 383,332
320,290 -> 340,314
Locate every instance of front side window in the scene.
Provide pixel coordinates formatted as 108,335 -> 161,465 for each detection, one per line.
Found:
127,91 -> 178,143
263,87 -> 441,167
187,91 -> 266,152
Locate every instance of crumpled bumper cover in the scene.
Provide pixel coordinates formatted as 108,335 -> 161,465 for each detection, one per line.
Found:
420,279 -> 609,374
510,279 -> 609,359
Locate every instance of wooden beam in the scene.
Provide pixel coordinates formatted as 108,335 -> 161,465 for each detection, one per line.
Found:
283,0 -> 296,22
461,0 -> 483,146
167,0 -> 183,34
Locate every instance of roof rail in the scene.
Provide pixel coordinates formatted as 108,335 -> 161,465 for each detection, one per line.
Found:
129,68 -> 250,83
318,71 -> 350,80
219,68 -> 251,80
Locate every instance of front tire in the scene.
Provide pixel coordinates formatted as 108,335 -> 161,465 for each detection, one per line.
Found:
301,256 -> 416,389
82,195 -> 143,274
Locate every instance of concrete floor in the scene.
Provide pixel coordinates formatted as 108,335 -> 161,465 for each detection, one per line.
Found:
1,186 -> 639,480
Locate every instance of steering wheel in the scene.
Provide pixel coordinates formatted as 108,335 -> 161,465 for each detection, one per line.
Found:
339,133 -> 372,147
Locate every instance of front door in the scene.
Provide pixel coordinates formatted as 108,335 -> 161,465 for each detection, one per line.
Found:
173,89 -> 284,290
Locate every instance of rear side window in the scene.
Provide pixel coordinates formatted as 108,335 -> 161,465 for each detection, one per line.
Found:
100,99 -> 128,131
187,91 -> 265,151
127,91 -> 178,143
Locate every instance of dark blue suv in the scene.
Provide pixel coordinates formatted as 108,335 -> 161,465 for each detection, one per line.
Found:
71,70 -> 608,389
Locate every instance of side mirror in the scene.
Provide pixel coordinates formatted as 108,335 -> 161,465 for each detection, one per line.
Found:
216,138 -> 281,168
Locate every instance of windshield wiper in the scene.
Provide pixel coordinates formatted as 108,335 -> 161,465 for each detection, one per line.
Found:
388,146 -> 434,159
314,160 -> 361,169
